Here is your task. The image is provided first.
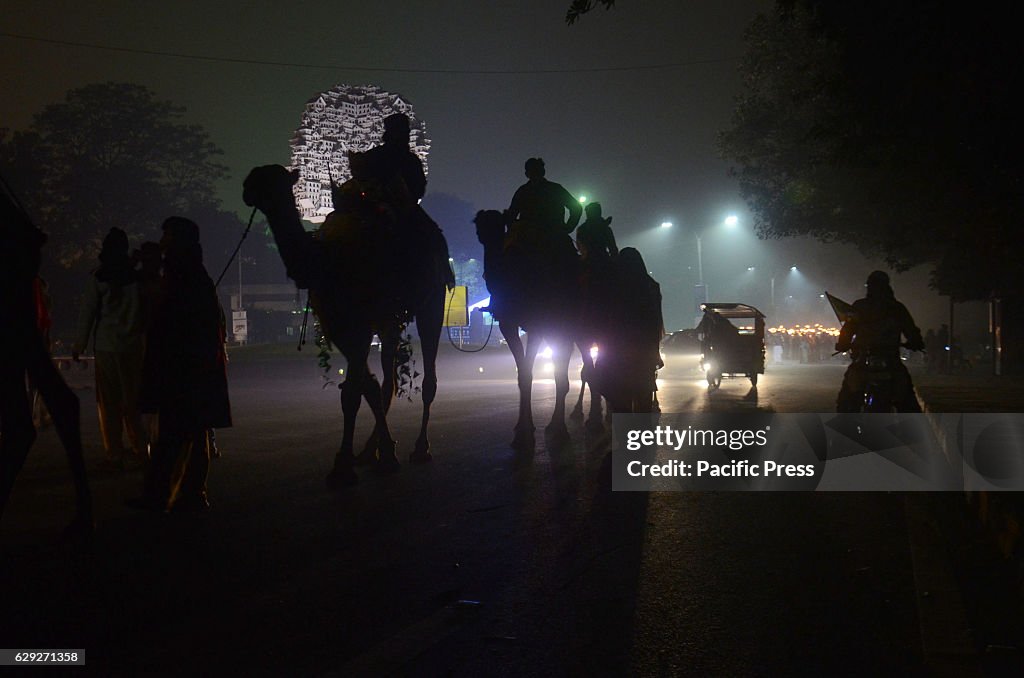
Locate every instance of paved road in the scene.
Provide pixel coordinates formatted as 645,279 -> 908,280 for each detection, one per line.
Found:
0,348 -> 942,675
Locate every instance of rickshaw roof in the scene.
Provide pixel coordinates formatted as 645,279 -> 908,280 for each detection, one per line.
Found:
700,303 -> 765,319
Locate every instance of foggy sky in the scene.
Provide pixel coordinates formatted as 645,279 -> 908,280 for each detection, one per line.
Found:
1,0 -> 966,332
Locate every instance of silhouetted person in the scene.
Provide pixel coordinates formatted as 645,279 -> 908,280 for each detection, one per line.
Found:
576,201 -> 618,327
363,112 -> 427,209
130,217 -> 231,512
73,227 -> 147,467
575,202 -> 618,425
506,157 -> 582,236
356,116 -> 454,296
595,248 -> 664,413
576,201 -> 618,261
835,271 -> 924,412
503,158 -> 582,310
0,182 -> 93,535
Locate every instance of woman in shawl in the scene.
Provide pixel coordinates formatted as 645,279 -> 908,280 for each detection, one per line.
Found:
72,227 -> 147,466
132,217 -> 231,512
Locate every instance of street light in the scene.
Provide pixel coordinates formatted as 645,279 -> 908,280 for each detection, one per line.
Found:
661,221 -> 673,229
693,215 -> 741,292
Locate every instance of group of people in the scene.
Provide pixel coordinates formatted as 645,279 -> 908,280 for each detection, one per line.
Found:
2,133 -> 933,536
79,218 -> 231,513
505,158 -> 665,413
1,192 -> 232,531
767,327 -> 838,364
503,158 -> 930,414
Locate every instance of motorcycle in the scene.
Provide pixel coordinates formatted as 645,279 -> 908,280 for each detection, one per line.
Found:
843,345 -> 922,413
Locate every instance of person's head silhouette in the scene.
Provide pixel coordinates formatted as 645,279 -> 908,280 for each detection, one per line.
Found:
382,113 -> 411,146
865,270 -> 893,298
524,157 -> 545,180
99,227 -> 130,263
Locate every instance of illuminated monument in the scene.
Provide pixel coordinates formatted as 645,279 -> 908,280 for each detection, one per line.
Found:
290,84 -> 430,223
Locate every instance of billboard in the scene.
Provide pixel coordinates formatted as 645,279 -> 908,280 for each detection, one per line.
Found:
443,285 -> 468,327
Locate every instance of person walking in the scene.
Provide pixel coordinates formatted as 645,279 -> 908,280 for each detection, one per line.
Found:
72,227 -> 147,467
131,217 -> 231,512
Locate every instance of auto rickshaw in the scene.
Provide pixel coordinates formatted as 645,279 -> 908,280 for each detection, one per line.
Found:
697,303 -> 766,389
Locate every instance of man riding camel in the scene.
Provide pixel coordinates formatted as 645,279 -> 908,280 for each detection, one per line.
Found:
363,112 -> 427,210
506,157 -> 582,238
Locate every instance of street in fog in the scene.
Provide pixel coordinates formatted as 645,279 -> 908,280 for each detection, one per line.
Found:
0,348 -> 940,674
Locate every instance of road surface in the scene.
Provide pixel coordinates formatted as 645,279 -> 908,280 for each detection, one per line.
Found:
0,347 -> 961,675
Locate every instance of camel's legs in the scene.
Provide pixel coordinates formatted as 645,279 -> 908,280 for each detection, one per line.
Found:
503,325 -> 538,449
356,329 -> 398,465
330,335 -> 398,487
411,290 -> 444,462
546,335 -> 573,442
570,340 -> 604,427
379,329 -> 398,412
570,360 -> 587,421
579,341 -> 605,429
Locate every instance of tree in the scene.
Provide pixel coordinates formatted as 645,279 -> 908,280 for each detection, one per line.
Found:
719,1 -> 1024,371
565,0 -> 616,25
718,2 -> 1024,300
0,82 -> 229,269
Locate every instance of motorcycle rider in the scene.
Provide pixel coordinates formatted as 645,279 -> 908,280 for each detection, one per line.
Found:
835,270 -> 925,412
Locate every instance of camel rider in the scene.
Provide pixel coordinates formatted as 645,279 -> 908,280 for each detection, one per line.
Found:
363,113 -> 426,211
362,113 -> 454,297
576,202 -> 618,338
507,158 -> 582,238
835,270 -> 925,412
576,201 -> 618,261
505,158 -> 582,290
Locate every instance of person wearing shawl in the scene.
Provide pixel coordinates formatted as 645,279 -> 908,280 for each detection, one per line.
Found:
594,247 -> 665,413
73,227 -> 147,466
132,217 -> 231,512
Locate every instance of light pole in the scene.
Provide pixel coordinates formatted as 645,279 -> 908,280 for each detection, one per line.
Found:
237,241 -> 244,310
696,233 -> 704,289
662,215 -> 738,306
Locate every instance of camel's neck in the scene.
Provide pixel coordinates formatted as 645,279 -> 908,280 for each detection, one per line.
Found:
480,237 -> 504,285
264,204 -> 322,289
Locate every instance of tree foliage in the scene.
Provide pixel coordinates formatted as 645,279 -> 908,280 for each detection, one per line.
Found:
565,0 -> 616,25
0,82 -> 229,269
719,2 -> 1024,300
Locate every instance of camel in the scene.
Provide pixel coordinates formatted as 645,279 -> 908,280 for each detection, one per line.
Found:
474,209 -> 592,450
243,164 -> 450,487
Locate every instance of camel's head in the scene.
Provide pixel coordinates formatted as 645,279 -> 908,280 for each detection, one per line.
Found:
243,165 -> 300,214
474,210 -> 507,247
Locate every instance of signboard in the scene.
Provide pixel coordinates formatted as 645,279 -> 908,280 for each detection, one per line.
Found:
232,310 -> 248,342
443,285 -> 468,327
